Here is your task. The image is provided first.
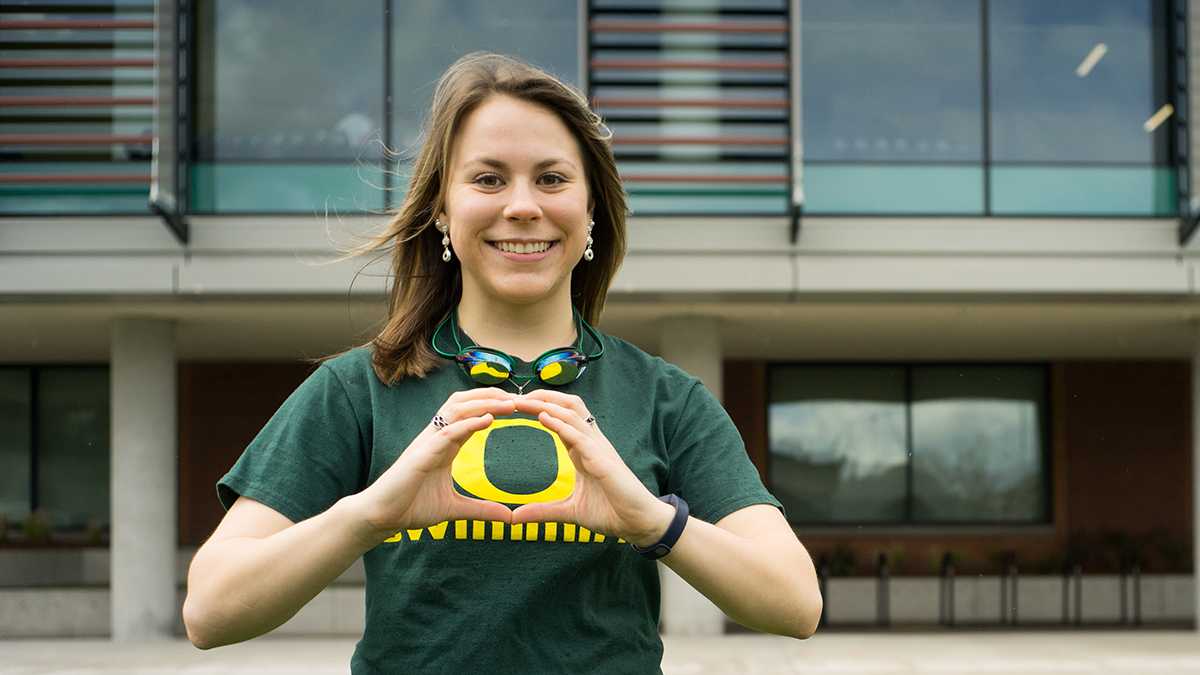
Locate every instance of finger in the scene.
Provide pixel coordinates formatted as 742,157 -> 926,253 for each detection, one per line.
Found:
510,499 -> 571,525
443,398 -> 516,424
522,389 -> 587,415
427,413 -> 494,459
451,494 -> 514,524
513,397 -> 583,426
449,387 -> 516,403
524,398 -> 589,435
535,409 -> 591,453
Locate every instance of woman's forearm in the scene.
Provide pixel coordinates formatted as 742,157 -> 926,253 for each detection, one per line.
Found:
182,494 -> 383,649
658,515 -> 822,638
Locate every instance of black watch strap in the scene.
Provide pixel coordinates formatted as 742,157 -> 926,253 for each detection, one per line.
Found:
630,494 -> 689,560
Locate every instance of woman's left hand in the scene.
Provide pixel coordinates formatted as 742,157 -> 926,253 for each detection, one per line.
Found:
509,390 -> 674,546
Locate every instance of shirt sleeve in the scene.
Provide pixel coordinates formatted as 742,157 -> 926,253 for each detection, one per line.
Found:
665,380 -> 786,525
216,363 -> 368,524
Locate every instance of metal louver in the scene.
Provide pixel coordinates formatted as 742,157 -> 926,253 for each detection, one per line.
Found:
588,0 -> 791,216
0,0 -> 171,228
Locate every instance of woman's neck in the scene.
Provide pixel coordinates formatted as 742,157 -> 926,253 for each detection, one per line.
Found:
455,292 -> 578,362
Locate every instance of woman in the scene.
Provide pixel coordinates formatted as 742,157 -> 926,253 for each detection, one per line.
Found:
183,52 -> 821,673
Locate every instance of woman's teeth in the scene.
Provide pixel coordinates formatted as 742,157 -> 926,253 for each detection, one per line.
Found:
493,241 -> 552,254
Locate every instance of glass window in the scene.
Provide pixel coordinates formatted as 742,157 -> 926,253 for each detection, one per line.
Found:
768,366 -> 907,523
989,0 -> 1165,163
802,0 -> 983,214
388,1 -> 580,207
0,369 -> 32,525
768,364 -> 1050,526
192,0 -> 387,212
988,0 -> 1171,215
37,368 -> 110,531
390,1 -> 580,152
911,366 -> 1047,523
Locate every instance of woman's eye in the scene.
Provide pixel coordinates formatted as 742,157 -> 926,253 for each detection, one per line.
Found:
474,174 -> 502,188
540,173 -> 567,186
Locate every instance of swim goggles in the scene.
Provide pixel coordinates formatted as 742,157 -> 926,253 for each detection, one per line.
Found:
431,306 -> 605,394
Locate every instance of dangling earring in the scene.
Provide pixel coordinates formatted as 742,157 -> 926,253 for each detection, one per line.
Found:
583,219 -> 595,262
436,219 -> 452,262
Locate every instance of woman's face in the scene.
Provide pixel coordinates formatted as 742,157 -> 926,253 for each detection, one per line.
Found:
439,94 -> 592,309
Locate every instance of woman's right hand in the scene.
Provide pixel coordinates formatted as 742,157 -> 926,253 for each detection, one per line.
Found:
348,388 -> 518,544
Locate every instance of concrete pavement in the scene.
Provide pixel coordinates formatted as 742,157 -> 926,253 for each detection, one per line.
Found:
4,630 -> 1200,674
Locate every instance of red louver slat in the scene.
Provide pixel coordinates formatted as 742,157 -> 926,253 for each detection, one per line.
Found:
0,134 -> 154,145
622,174 -> 786,184
0,174 -> 150,184
591,58 -> 785,71
0,19 -> 155,30
593,97 -> 787,110
0,96 -> 154,107
614,136 -> 787,146
0,59 -> 155,69
590,21 -> 785,33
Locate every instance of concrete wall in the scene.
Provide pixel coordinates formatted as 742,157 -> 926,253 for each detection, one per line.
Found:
0,586 -> 367,639
1,216 -> 1196,299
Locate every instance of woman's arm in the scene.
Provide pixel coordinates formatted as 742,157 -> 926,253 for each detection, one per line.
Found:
507,390 -> 821,638
182,494 -> 383,649
631,502 -> 822,639
186,390 -> 517,649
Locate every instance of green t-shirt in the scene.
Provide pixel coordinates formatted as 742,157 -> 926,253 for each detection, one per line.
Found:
217,322 -> 784,674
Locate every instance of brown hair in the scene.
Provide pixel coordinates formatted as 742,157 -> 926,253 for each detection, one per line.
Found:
333,52 -> 627,385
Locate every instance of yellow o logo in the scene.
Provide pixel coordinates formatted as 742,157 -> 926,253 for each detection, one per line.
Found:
450,418 -> 576,504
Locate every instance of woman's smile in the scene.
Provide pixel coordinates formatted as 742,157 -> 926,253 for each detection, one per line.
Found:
488,239 -> 558,261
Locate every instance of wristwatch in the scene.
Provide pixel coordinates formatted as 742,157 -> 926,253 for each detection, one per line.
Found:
630,494 -> 689,560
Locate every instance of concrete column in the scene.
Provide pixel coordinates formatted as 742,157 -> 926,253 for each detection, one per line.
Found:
110,318 -> 177,641
657,315 -> 726,636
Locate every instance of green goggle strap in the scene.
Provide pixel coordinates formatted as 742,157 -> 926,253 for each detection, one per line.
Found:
431,306 -> 605,386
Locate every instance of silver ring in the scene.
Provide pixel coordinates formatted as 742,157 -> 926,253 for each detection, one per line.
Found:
584,415 -> 596,426
432,414 -> 449,430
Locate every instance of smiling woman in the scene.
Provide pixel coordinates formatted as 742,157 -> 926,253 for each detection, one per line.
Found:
184,52 -> 820,674
439,95 -> 593,341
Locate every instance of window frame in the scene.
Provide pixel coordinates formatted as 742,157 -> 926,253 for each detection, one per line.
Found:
798,0 -> 1178,219
765,361 -> 1054,530
0,364 -> 111,544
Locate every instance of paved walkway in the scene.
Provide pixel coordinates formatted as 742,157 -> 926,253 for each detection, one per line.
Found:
4,630 -> 1200,674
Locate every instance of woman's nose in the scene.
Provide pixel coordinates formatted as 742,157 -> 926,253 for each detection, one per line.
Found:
502,179 -> 542,221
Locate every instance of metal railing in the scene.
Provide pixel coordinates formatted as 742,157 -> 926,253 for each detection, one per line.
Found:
812,549 -> 1157,629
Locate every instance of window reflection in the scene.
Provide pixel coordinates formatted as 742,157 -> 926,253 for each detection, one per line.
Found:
802,0 -> 982,163
989,0 -> 1167,163
769,367 -> 907,523
0,370 -> 32,524
768,364 -> 1049,526
194,0 -> 386,161
37,368 -> 110,530
911,367 -> 1047,522
390,2 -> 579,158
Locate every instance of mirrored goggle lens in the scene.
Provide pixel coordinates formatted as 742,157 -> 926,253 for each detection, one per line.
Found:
535,350 -> 585,385
460,349 -> 512,384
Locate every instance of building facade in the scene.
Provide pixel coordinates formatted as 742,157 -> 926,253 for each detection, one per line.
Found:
2,0 -> 1199,639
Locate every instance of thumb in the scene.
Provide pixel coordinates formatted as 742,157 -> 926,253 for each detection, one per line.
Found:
510,500 -> 571,525
451,494 -> 513,524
